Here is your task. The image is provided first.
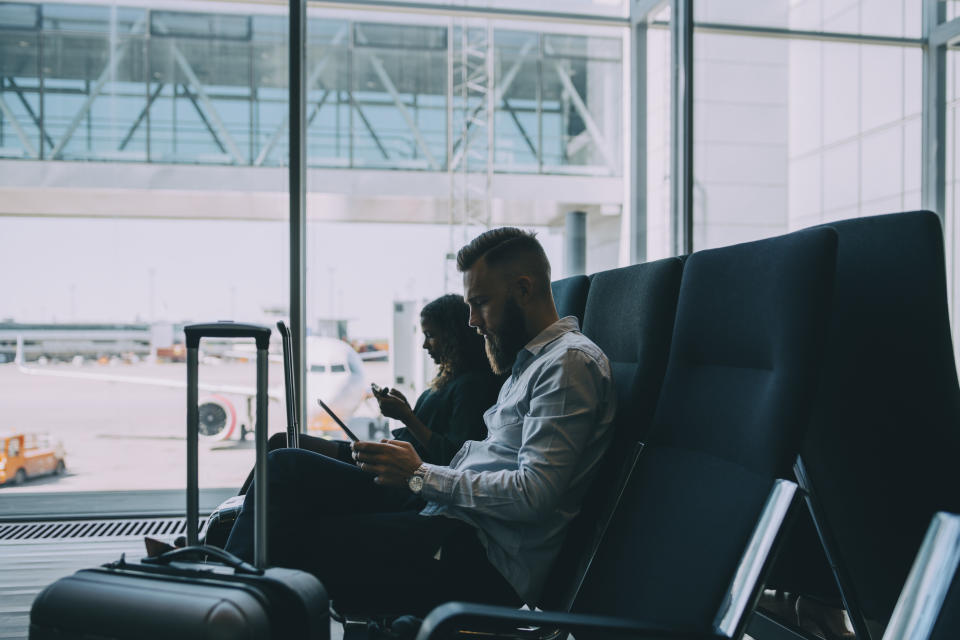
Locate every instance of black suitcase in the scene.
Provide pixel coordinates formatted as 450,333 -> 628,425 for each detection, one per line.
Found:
29,321 -> 329,640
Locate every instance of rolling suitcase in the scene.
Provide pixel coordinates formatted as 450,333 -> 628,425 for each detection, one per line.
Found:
29,321 -> 329,640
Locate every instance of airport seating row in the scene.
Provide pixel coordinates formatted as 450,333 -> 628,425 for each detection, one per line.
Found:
412,211 -> 960,640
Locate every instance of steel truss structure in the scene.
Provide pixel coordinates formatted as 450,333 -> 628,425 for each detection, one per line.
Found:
448,19 -> 494,248
0,3 -> 621,180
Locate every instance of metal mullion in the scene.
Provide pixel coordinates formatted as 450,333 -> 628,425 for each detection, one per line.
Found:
486,20 -> 494,223
85,79 -> 91,152
536,34 -> 543,172
145,21 -> 151,162
249,35 -> 255,165
446,18 -> 454,289
38,27 -> 44,159
290,0 -> 307,434
446,18 -> 453,175
670,0 -> 693,257
348,23 -> 354,168
629,1 -> 651,265
923,0 -> 947,222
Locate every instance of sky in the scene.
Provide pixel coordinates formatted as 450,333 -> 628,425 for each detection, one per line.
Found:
0,217 -> 564,340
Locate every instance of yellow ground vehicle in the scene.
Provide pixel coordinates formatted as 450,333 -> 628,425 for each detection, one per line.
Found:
0,432 -> 66,486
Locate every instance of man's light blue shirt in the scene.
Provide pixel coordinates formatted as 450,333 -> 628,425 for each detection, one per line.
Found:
420,316 -> 616,604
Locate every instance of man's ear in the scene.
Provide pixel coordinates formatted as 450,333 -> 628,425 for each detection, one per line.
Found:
512,275 -> 535,305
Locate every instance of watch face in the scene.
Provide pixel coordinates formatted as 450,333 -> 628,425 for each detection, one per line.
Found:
408,474 -> 424,494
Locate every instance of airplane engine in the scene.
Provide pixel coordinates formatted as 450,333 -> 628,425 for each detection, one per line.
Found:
197,394 -> 237,441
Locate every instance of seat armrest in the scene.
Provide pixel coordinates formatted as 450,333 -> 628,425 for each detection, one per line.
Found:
415,602 -> 723,640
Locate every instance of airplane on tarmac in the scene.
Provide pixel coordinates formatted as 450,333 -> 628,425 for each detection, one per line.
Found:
13,334 -> 375,442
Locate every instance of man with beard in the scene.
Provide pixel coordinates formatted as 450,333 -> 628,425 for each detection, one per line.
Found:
224,227 -> 616,615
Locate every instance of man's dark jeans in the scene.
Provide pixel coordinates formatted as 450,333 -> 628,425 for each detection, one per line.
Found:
225,448 -> 522,615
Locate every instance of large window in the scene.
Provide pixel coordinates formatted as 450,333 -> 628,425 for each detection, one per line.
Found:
0,1 -> 621,498
646,10 -> 672,261
689,6 -> 922,252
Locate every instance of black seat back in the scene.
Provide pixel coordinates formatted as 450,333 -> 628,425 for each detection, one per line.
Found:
793,211 -> 960,636
551,275 -> 590,327
539,258 -> 683,610
571,228 -> 838,633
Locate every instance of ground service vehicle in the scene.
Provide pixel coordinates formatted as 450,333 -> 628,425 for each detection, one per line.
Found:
0,432 -> 66,486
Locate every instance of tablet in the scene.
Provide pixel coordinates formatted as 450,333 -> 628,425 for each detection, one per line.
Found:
316,398 -> 361,442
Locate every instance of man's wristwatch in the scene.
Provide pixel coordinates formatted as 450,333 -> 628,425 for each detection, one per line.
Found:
408,464 -> 428,494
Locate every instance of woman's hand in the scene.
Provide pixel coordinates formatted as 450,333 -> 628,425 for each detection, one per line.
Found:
375,388 -> 414,422
352,440 -> 423,487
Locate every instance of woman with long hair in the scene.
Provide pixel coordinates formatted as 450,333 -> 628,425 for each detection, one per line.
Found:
374,293 -> 500,464
234,294 -> 499,494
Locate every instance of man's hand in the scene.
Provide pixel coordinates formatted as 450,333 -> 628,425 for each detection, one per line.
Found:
375,389 -> 415,422
352,439 -> 423,487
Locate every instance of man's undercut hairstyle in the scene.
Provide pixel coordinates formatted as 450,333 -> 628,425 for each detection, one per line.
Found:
457,227 -> 551,286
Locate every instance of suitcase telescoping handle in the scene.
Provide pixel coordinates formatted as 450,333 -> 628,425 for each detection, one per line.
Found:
184,321 -> 271,569
277,321 -> 300,449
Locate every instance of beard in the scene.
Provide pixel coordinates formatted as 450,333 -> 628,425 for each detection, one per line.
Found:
484,297 -> 528,375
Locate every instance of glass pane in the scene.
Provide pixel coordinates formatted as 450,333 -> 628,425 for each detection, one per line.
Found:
946,48 -> 960,368
43,3 -> 143,32
150,10 -> 250,40
251,15 -> 290,168
2,218 -> 287,492
539,32 -> 622,175
647,21 -> 672,260
945,0 -> 960,22
351,22 -> 447,170
693,31 -> 921,251
42,22 -> 148,162
0,13 -> 41,159
147,25 -> 252,165
495,30 -> 540,172
0,2 -> 40,29
693,32 -> 789,250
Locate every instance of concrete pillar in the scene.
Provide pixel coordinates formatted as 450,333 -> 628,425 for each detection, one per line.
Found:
565,210 -> 587,276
